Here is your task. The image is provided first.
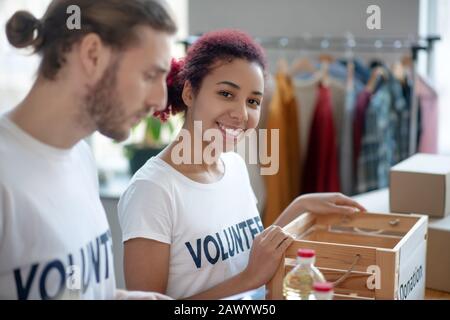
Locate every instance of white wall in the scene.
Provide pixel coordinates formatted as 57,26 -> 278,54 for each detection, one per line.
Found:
189,0 -> 419,37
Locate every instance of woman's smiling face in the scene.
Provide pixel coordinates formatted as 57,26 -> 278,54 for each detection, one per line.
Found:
182,58 -> 265,151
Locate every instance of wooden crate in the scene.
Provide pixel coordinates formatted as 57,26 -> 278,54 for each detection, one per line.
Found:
266,212 -> 428,300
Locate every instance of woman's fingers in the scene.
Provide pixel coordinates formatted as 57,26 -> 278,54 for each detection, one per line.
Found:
269,230 -> 291,250
329,204 -> 360,215
256,225 -> 275,243
334,194 -> 367,212
276,235 -> 295,252
261,225 -> 282,242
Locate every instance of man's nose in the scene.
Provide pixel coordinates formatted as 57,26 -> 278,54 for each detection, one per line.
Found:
146,82 -> 168,112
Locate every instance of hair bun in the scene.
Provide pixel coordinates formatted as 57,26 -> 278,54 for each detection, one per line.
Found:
6,10 -> 43,50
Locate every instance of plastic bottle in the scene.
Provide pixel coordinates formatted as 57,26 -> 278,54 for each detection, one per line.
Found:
283,249 -> 326,300
313,282 -> 334,300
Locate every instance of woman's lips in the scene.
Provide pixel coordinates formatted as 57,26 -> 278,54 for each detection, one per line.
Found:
216,122 -> 244,142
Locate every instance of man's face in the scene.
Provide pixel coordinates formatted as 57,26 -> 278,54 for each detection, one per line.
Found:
85,26 -> 172,142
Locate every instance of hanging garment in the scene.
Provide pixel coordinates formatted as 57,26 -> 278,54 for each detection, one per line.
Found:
417,76 -> 439,153
294,80 -> 317,169
389,75 -> 409,164
338,58 -> 371,88
302,82 -> 340,193
340,82 -> 356,196
263,73 -> 301,226
353,89 -> 372,179
356,83 -> 394,193
294,77 -> 346,172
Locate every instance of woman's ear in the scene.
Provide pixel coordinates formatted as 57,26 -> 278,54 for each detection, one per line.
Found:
181,81 -> 194,108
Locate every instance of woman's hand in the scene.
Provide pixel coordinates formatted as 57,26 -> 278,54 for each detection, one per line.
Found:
295,193 -> 367,215
274,193 -> 367,227
242,225 -> 295,289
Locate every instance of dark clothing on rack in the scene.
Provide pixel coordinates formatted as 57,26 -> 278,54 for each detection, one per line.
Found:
389,75 -> 409,164
356,82 -> 393,193
303,82 -> 340,193
353,89 -> 372,175
338,58 -> 371,85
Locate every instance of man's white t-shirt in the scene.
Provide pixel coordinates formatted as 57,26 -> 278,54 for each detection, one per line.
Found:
118,152 -> 264,299
0,116 -> 116,299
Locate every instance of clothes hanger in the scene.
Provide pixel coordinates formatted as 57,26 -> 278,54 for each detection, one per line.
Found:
276,37 -> 290,75
289,56 -> 316,77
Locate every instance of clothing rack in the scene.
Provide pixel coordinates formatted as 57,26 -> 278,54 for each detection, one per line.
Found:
177,34 -> 441,156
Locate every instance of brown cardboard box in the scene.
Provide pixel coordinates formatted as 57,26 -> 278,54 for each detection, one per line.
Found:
426,215 -> 450,292
390,154 -> 450,218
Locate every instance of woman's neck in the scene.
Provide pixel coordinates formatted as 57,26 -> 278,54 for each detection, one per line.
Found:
159,128 -> 225,184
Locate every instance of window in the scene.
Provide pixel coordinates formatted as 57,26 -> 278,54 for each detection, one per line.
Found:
434,0 -> 450,154
419,0 -> 450,155
0,0 -> 51,113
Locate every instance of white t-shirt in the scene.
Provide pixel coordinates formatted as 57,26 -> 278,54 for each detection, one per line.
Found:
118,152 -> 264,299
0,116 -> 116,300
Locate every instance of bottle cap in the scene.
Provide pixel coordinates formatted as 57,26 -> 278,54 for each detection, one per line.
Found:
297,249 -> 315,258
313,282 -> 333,292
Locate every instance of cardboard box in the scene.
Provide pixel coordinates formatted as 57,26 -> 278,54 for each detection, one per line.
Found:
390,153 -> 450,218
426,215 -> 450,292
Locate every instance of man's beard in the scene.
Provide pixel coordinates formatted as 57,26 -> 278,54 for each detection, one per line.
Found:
84,58 -> 130,142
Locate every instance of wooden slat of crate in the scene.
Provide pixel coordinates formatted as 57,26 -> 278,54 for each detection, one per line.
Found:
302,229 -> 400,249
315,212 -> 419,234
285,240 -> 377,273
284,212 -> 316,238
375,249 -> 398,299
334,293 -> 375,300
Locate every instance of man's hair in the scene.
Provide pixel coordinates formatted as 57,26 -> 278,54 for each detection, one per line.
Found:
6,0 -> 177,80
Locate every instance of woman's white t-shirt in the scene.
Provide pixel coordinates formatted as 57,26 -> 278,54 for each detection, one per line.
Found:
118,152 -> 264,299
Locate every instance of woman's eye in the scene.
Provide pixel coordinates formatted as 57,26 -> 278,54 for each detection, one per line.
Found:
248,99 -> 261,107
218,91 -> 233,98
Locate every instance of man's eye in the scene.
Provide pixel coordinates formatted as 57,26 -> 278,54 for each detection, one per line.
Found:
144,72 -> 157,80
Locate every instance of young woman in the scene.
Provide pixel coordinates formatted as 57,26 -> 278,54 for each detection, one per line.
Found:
118,29 -> 366,300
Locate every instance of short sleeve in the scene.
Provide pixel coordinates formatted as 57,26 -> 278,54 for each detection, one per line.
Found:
0,184 -> 12,253
118,179 -> 173,244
